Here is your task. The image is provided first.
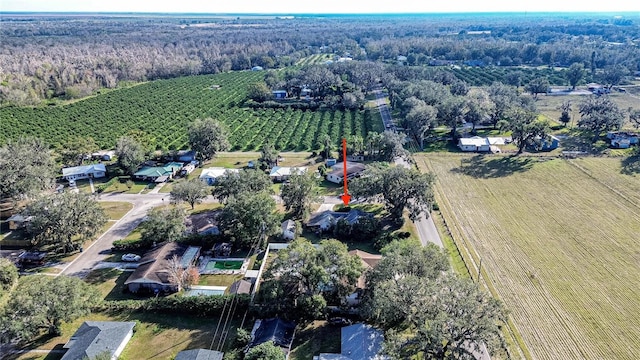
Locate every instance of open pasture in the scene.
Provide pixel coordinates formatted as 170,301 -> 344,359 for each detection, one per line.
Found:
417,153 -> 640,360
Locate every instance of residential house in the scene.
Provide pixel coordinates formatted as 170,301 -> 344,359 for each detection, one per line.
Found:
269,166 -> 307,182
307,209 -> 368,233
281,219 -> 297,241
61,321 -> 135,360
124,243 -> 200,294
175,349 -> 224,360
177,150 -> 197,162
273,90 -> 288,99
62,164 -> 107,182
248,318 -> 296,358
537,135 -> 560,151
458,137 -> 491,152
346,250 -> 382,306
134,162 -> 183,183
180,163 -> 196,176
7,213 -> 32,230
199,167 -> 240,185
607,131 -> 639,149
18,251 -> 47,266
314,323 -> 388,360
326,162 -> 366,184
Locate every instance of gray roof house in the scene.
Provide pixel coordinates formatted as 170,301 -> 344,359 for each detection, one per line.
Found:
248,318 -> 296,358
281,219 -> 297,241
315,323 -> 388,360
175,349 -> 224,360
61,321 -> 135,360
307,209 -> 368,232
326,162 -> 366,184
62,164 -> 107,181
124,243 -> 200,294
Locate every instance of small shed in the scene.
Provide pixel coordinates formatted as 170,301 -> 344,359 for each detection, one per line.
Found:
281,220 -> 297,241
251,66 -> 264,71
272,90 -> 288,99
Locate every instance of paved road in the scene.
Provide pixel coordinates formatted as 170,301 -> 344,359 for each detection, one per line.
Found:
59,192 -> 345,278
373,87 -> 395,131
60,193 -> 168,277
370,88 -> 443,249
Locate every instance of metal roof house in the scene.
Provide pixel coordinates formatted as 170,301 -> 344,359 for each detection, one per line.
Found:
458,137 -> 491,152
314,323 -> 388,360
269,166 -> 307,182
134,162 -> 183,183
61,321 -> 136,360
62,164 -> 107,181
199,167 -> 240,185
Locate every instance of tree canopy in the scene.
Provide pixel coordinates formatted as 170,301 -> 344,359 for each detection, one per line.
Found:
140,206 -> 187,246
578,96 -> 625,141
566,62 -> 585,90
218,191 -> 278,249
188,118 -> 230,161
26,192 -> 107,253
350,166 -> 435,222
260,238 -> 363,321
245,341 -> 285,360
115,135 -> 145,175
170,179 -> 210,209
280,171 -> 320,219
212,169 -> 273,204
500,108 -> 550,154
0,258 -> 18,293
360,240 -> 505,360
0,137 -> 55,200
58,136 -> 99,166
0,275 -> 100,341
525,77 -> 550,100
247,82 -> 273,102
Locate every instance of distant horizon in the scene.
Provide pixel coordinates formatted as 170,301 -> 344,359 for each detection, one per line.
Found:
1,0 -> 638,15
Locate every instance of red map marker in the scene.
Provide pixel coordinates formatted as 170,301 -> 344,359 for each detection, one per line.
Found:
340,138 -> 351,206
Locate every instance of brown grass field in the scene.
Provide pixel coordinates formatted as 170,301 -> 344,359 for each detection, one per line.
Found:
416,153 -> 640,360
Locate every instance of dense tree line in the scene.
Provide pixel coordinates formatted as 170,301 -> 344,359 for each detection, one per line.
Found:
1,13 -> 638,105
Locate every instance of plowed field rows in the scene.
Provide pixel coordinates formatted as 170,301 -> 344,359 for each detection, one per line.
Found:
417,154 -> 640,360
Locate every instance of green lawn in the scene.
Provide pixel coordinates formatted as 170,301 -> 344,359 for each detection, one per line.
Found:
289,321 -> 341,360
99,201 -> 133,220
198,274 -> 244,287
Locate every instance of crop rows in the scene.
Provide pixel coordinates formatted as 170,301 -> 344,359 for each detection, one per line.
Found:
448,66 -> 567,86
0,72 -> 372,151
419,154 -> 640,360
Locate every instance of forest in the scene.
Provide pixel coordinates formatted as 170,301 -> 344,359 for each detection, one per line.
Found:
1,12 -> 639,106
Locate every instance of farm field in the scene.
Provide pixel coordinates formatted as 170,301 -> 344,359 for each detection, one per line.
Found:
416,153 -> 640,360
0,71 -> 380,151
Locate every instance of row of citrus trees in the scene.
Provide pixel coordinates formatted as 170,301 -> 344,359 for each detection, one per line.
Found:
448,66 -> 568,86
0,71 -> 377,151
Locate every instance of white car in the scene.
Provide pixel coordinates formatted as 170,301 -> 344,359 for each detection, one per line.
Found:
121,253 -> 141,262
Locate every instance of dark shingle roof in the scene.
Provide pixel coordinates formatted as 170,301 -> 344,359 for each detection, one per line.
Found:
124,242 -> 188,286
249,318 -> 296,349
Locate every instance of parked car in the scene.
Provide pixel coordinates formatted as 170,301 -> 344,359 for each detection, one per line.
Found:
121,253 -> 141,262
328,317 -> 352,326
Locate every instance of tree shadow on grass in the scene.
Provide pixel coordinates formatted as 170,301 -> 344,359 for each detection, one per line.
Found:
451,155 -> 536,179
621,154 -> 640,176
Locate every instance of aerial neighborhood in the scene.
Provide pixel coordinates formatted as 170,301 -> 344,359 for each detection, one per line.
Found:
1,9 -> 640,360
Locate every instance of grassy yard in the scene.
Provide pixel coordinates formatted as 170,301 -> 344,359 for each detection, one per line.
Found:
198,274 -> 244,288
99,201 -> 133,220
415,153 -> 640,360
289,321 -> 341,360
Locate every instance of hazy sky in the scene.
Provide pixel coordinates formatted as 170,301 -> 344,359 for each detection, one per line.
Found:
2,0 -> 638,14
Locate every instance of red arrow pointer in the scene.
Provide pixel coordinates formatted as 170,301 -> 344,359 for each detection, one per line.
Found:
340,138 -> 351,206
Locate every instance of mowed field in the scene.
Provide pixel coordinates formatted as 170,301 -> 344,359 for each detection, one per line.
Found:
416,153 -> 640,360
